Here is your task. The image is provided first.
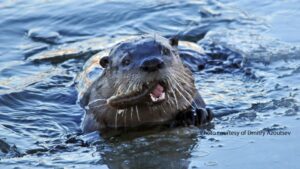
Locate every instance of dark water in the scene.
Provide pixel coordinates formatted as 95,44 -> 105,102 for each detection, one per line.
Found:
0,0 -> 300,168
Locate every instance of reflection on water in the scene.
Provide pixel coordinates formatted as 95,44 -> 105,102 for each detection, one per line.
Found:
0,0 -> 299,168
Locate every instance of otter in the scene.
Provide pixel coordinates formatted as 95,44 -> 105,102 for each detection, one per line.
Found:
80,35 -> 213,133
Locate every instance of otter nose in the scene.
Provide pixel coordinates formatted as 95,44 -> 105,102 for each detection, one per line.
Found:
140,57 -> 165,72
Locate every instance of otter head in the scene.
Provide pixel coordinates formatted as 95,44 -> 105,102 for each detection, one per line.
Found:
99,35 -> 196,114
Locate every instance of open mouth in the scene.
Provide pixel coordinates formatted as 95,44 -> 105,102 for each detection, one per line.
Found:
149,83 -> 166,103
107,81 -> 167,109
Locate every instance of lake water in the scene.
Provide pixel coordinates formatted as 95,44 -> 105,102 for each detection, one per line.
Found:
0,0 -> 299,168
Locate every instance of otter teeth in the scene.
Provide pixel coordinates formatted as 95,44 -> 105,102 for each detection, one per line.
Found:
150,92 -> 165,102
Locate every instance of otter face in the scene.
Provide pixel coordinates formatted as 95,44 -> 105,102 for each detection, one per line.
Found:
99,35 -> 196,112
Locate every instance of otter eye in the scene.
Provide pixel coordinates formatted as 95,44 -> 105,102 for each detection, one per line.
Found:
99,56 -> 110,68
122,58 -> 131,66
162,48 -> 170,56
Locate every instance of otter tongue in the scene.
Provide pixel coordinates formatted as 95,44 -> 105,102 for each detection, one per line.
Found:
151,84 -> 164,98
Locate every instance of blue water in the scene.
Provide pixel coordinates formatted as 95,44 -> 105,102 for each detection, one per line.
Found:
0,0 -> 300,168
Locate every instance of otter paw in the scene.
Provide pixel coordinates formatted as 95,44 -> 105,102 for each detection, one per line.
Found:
194,108 -> 214,125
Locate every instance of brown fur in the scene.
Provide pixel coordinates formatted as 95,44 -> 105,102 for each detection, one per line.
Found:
80,35 -> 208,133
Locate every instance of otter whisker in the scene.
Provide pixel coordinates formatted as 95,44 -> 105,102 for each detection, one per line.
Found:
126,77 -> 136,93
180,88 -> 194,105
126,80 -> 135,93
171,69 -> 192,82
167,77 -> 179,109
173,67 -> 192,77
135,106 -> 140,121
173,81 -> 193,108
175,76 -> 193,88
87,99 -> 106,107
169,71 -> 193,89
177,84 -> 194,104
124,85 -> 130,94
87,104 -> 106,109
137,81 -> 142,91
124,109 -> 127,128
130,107 -> 133,121
174,74 -> 194,89
168,71 -> 195,109
114,79 -> 122,89
164,78 -> 176,107
172,76 -> 194,102
171,75 -> 187,104
115,112 -> 118,129
179,70 -> 192,79
132,81 -> 138,91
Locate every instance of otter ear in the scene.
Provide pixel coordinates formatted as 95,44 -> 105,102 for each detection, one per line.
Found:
169,36 -> 178,47
99,56 -> 110,68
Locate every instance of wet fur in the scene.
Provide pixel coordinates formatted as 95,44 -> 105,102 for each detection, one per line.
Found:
81,35 -> 211,133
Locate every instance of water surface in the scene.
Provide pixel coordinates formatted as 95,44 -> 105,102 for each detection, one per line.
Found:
0,0 -> 299,168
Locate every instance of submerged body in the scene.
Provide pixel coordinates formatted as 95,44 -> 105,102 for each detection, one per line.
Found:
80,35 -> 213,133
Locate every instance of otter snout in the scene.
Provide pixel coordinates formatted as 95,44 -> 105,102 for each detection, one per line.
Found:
140,57 -> 165,72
